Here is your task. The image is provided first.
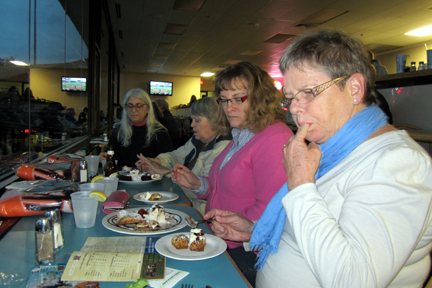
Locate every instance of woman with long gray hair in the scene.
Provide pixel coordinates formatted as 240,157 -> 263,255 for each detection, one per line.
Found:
100,88 -> 173,167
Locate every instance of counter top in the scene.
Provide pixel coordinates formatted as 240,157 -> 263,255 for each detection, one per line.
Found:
0,205 -> 251,288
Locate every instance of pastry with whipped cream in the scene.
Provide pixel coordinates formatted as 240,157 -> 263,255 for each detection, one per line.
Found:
118,168 -> 152,181
138,192 -> 162,201
116,210 -> 144,225
147,204 -> 169,224
134,220 -> 161,231
189,228 -> 206,251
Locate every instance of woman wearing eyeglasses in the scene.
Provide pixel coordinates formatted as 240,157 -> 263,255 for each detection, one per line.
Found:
204,29 -> 432,288
172,61 -> 294,286
100,88 -> 173,167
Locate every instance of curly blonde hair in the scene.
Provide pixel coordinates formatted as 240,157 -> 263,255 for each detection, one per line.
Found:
214,61 -> 287,133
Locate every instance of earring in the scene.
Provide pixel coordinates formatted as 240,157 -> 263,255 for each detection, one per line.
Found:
353,99 -> 358,103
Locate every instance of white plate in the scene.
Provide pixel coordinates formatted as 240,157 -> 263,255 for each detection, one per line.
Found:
133,191 -> 179,203
155,233 -> 227,261
118,170 -> 158,184
118,178 -> 158,184
102,207 -> 188,235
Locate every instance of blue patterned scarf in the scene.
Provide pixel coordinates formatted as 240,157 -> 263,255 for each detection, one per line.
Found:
250,105 -> 387,270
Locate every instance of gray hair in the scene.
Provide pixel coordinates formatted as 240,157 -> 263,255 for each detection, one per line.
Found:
119,88 -> 166,147
65,108 -> 76,117
190,97 -> 230,136
153,99 -> 169,111
279,28 -> 377,106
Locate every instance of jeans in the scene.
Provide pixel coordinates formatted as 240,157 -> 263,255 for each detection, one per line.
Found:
228,246 -> 257,287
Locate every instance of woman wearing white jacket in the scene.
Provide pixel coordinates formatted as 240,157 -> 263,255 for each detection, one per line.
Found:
137,97 -> 231,214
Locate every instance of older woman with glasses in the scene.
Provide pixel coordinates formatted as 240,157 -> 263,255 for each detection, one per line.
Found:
204,29 -> 432,288
172,61 -> 294,286
100,88 -> 173,167
135,97 -> 232,215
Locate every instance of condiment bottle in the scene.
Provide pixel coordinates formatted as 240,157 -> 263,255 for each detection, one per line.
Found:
410,61 -> 416,71
104,146 -> 118,177
103,133 -> 108,142
80,160 -> 88,183
45,209 -> 64,252
35,216 -> 55,264
418,61 -> 425,70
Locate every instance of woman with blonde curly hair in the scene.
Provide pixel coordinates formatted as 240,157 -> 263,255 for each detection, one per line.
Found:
172,61 -> 294,286
100,88 -> 173,167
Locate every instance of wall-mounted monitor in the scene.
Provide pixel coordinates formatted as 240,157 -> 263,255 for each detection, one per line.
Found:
61,76 -> 87,92
149,80 -> 173,96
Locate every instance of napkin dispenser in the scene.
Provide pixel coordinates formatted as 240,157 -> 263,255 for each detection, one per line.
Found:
102,190 -> 130,214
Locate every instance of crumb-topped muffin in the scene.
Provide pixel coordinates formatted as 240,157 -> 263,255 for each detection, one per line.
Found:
171,234 -> 189,249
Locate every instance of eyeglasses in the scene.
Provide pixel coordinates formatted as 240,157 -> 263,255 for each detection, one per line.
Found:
216,95 -> 248,106
126,103 -> 146,111
280,76 -> 349,109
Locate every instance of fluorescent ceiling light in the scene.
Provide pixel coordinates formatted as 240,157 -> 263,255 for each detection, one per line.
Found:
201,72 -> 214,77
10,60 -> 29,66
405,24 -> 432,37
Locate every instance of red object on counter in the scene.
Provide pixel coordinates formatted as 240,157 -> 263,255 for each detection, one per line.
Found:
16,162 -> 79,182
0,189 -> 73,217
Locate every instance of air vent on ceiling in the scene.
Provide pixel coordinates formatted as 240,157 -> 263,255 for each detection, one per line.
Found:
118,30 -> 123,39
158,42 -> 177,50
173,0 -> 206,11
115,3 -> 121,19
240,49 -> 263,56
264,34 -> 295,44
154,55 -> 168,60
296,9 -> 348,27
366,44 -> 403,54
164,23 -> 188,35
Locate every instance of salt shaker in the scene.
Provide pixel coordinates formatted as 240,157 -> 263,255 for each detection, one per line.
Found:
45,209 -> 64,252
35,217 -> 55,264
79,160 -> 88,183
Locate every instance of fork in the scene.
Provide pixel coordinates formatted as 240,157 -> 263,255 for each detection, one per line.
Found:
162,170 -> 173,177
181,284 -> 193,288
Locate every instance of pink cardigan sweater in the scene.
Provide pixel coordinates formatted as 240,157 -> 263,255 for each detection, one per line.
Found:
198,122 -> 294,248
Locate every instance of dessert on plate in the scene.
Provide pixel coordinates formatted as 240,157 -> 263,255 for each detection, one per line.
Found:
138,192 -> 162,201
118,168 -> 152,182
171,234 -> 189,249
115,204 -> 172,231
171,228 -> 206,251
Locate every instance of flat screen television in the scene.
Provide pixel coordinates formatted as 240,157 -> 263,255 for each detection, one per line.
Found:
61,76 -> 87,92
149,80 -> 173,96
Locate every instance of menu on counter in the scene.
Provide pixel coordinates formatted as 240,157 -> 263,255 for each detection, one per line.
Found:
25,264 -> 99,288
61,236 -> 165,282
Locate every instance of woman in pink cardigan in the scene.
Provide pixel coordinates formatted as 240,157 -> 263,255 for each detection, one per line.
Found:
172,61 -> 294,287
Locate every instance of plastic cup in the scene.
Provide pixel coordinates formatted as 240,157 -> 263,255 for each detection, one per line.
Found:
396,54 -> 408,73
85,155 -> 100,176
79,183 -> 105,193
78,183 -> 105,215
95,177 -> 118,196
71,191 -> 98,228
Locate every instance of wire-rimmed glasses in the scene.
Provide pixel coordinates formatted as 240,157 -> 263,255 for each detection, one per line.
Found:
280,76 -> 349,109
